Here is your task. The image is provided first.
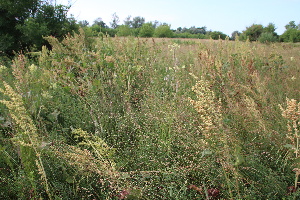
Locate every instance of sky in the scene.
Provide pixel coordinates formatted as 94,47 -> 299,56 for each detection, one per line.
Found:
58,0 -> 300,36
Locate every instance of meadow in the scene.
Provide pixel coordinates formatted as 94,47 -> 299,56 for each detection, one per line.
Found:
0,30 -> 300,199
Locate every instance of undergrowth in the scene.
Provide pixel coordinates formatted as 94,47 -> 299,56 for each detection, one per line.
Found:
0,30 -> 299,199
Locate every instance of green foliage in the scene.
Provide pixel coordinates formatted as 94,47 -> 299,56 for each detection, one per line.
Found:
231,31 -> 241,40
154,24 -> 173,38
280,22 -> 300,43
285,21 -> 298,30
241,24 -> 264,41
1,31 -> 300,199
0,0 -> 78,55
139,22 -> 155,37
208,31 -> 227,40
259,32 -> 278,43
117,25 -> 132,36
131,16 -> 145,28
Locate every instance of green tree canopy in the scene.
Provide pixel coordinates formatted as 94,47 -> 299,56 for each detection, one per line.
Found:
154,25 -> 173,38
209,31 -> 227,40
241,24 -> 264,41
280,21 -> 300,43
117,25 -> 132,36
139,22 -> 155,37
132,16 -> 145,28
110,12 -> 119,29
285,21 -> 298,30
231,31 -> 241,40
0,0 -> 78,56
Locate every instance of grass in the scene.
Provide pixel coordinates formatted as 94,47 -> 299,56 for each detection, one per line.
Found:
0,31 -> 300,199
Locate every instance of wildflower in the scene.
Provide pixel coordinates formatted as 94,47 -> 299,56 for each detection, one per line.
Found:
105,55 -> 115,63
28,64 -> 37,73
41,91 -> 53,99
50,82 -> 58,89
0,65 -> 7,73
290,57 -> 294,61
168,43 -> 180,52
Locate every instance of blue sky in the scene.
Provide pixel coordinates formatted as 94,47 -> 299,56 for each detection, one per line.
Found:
59,0 -> 300,36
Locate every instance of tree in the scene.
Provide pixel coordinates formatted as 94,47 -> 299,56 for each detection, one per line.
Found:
93,17 -> 107,28
241,24 -> 264,41
139,22 -> 155,37
231,31 -> 241,40
110,12 -> 119,29
79,20 -> 89,27
188,26 -> 207,34
152,20 -> 160,28
154,25 -> 173,38
124,15 -> 132,27
280,29 -> 300,43
258,32 -> 278,43
0,0 -> 78,55
280,21 -> 300,43
0,0 -> 40,55
117,25 -> 132,36
131,16 -> 145,28
209,31 -> 227,40
285,21 -> 297,30
258,23 -> 278,43
17,3 -> 78,50
264,23 -> 276,33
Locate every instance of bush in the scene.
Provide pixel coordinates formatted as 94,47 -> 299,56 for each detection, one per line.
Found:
280,28 -> 300,43
117,25 -> 132,36
154,25 -> 173,38
139,23 -> 155,37
209,31 -> 227,40
258,32 -> 278,43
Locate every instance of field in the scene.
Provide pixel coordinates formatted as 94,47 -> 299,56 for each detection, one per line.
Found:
0,30 -> 300,199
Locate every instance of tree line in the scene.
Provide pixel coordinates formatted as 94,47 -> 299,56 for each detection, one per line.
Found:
1,0 -> 300,57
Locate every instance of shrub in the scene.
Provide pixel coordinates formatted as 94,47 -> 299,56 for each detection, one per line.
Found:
139,23 -> 155,37
258,32 -> 278,43
154,25 -> 173,38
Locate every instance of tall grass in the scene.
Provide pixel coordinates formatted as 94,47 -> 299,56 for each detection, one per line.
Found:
0,30 -> 299,199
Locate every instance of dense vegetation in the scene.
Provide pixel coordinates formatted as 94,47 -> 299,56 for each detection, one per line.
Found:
1,0 -> 300,199
1,30 -> 300,199
1,0 -> 300,58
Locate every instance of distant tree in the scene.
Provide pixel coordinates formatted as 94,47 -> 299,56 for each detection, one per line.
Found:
280,27 -> 300,43
258,23 -> 278,43
258,32 -> 277,43
188,26 -> 207,34
117,25 -> 132,36
154,24 -> 173,38
241,24 -> 264,41
182,27 -> 188,33
209,31 -> 227,40
264,23 -> 276,33
280,21 -> 300,43
93,17 -> 107,28
110,12 -> 119,29
124,15 -> 132,27
285,21 -> 297,30
79,20 -> 89,27
152,20 -> 160,28
132,16 -> 145,28
176,27 -> 183,33
139,22 -> 155,37
231,31 -> 241,40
